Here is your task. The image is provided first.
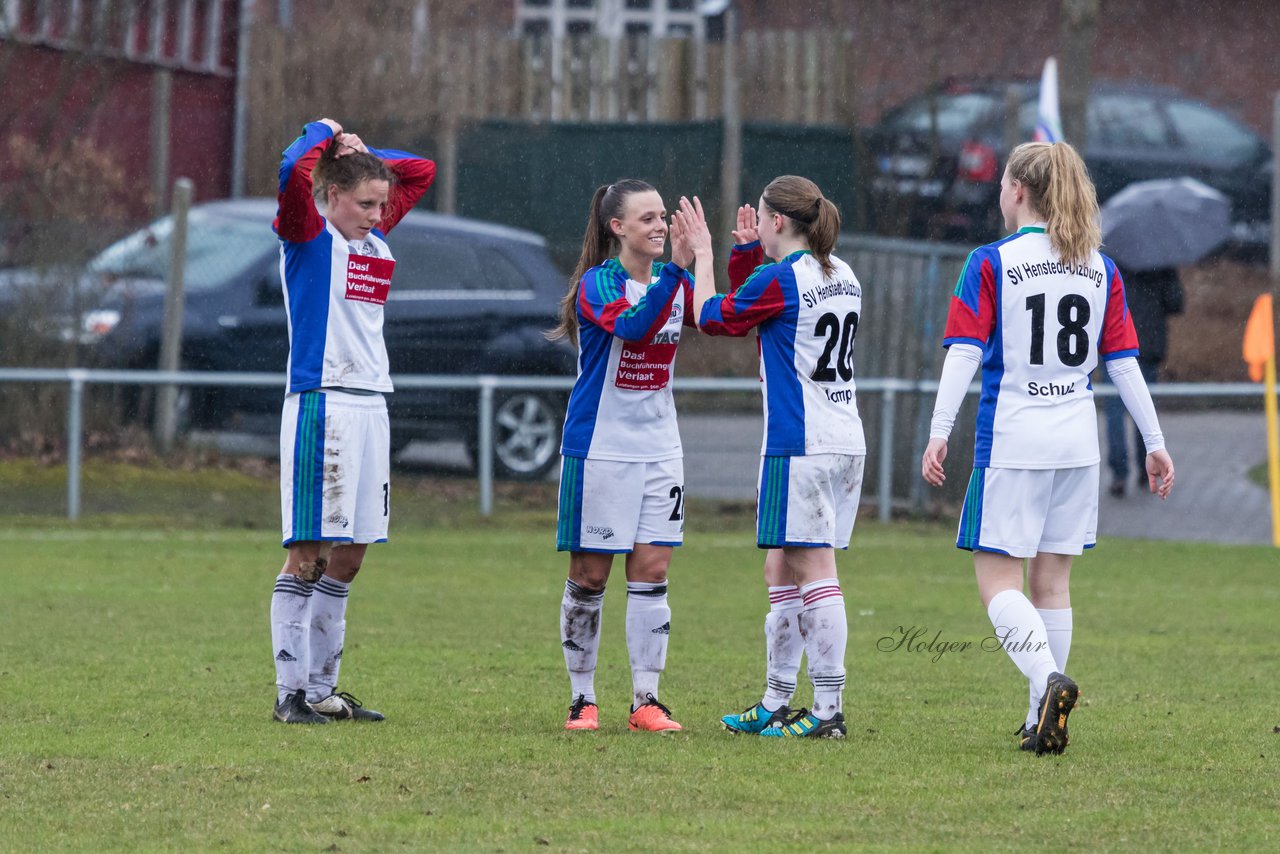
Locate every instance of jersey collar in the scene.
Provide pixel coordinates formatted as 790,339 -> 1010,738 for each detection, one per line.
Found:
1018,223 -> 1048,234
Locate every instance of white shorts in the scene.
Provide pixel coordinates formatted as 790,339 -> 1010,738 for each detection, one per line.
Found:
280,390 -> 390,547
556,456 -> 685,553
956,465 -> 1099,558
757,453 -> 865,549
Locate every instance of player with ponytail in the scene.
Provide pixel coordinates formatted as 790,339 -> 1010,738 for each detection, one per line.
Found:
552,181 -> 713,733
691,175 -> 865,739
921,140 -> 1175,754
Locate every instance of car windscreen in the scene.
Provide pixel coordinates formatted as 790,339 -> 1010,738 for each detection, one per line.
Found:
88,210 -> 278,291
386,232 -> 540,300
882,92 -> 1000,137
1165,100 -> 1261,164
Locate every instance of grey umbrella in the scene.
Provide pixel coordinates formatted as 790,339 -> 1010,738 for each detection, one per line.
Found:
1100,177 -> 1231,271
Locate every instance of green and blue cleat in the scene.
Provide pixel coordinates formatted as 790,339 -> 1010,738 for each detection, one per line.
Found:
759,708 -> 847,739
721,702 -> 790,734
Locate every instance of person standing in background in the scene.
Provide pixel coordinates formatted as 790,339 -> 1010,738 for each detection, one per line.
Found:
1105,266 -> 1182,498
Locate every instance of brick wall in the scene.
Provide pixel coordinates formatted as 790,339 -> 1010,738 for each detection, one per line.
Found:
733,0 -> 1278,135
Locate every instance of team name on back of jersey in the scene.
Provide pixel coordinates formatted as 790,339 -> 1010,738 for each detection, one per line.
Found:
1007,257 -> 1104,289
800,277 -> 862,308
346,256 -> 396,305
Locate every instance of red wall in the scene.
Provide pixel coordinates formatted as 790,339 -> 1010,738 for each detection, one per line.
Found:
4,43 -> 235,219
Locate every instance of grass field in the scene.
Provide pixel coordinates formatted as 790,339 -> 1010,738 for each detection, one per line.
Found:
2,479 -> 1278,851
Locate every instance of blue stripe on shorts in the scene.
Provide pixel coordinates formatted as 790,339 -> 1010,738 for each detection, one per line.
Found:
956,467 -> 985,552
556,456 -> 585,552
757,455 -> 791,548
290,391 -> 326,543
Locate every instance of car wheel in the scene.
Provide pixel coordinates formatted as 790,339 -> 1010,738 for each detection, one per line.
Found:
468,391 -> 562,481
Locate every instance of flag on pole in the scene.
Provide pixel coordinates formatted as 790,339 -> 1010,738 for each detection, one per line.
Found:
1243,293 -> 1280,548
1033,57 -> 1064,143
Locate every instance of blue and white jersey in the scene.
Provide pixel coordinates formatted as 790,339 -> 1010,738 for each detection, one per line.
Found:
700,244 -> 866,457
943,225 -> 1139,469
560,259 -> 696,462
274,121 -> 436,394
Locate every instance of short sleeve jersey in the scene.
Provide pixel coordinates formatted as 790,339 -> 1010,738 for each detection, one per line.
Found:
560,259 -> 696,462
942,225 -> 1139,469
700,244 -> 866,457
273,122 -> 436,394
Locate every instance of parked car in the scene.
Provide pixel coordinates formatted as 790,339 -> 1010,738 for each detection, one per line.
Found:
865,78 -> 1273,253
10,199 -> 576,480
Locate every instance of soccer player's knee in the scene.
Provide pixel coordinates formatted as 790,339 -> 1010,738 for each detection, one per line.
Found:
297,556 -> 328,584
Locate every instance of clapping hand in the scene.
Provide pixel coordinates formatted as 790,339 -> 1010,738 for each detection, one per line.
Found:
732,204 -> 759,245
672,196 -> 712,267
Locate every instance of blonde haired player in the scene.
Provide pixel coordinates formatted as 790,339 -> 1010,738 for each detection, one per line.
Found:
921,141 -> 1174,754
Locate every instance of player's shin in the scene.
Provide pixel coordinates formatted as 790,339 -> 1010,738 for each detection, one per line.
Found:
308,576 -> 349,702
625,580 -> 670,709
561,579 -> 605,703
764,585 -> 803,710
271,573 -> 314,704
799,578 -> 847,721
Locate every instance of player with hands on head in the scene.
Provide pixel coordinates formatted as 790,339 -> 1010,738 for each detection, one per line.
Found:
549,181 -> 713,733
694,176 -> 866,739
920,140 -> 1174,755
269,116 -> 435,724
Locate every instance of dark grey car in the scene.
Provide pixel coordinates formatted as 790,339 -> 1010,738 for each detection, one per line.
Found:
865,79 -> 1272,254
17,199 -> 576,479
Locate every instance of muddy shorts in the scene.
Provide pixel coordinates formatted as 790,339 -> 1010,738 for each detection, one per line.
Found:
280,389 -> 390,546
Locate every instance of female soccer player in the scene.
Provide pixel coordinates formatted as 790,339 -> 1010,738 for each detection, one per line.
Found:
920,141 -> 1175,754
690,176 -> 865,739
269,117 -> 435,724
550,180 -> 711,733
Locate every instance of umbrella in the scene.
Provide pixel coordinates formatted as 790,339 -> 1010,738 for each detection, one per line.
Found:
1100,177 -> 1231,271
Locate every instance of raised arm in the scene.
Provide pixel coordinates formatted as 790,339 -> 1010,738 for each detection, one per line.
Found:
579,261 -> 688,343
728,204 -> 764,290
673,196 -> 716,323
367,146 -> 437,234
274,119 -> 338,243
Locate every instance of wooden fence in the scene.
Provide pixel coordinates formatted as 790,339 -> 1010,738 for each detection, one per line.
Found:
243,27 -> 863,198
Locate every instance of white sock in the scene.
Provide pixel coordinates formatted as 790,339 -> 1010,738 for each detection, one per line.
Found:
1027,607 -> 1073,727
307,576 -> 350,703
270,573 -> 313,705
626,580 -> 670,709
762,585 -> 803,711
561,579 -> 604,705
986,589 -> 1059,724
799,578 -> 847,721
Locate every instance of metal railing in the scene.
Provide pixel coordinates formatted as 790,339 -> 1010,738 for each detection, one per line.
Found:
0,367 -> 1272,522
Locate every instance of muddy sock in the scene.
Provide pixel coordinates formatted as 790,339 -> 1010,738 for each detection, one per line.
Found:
799,578 -> 847,721
307,575 -> 349,703
561,579 -> 604,705
763,585 -> 803,711
270,572 -> 313,705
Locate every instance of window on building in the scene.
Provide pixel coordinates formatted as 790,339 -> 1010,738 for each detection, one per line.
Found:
515,0 -> 704,41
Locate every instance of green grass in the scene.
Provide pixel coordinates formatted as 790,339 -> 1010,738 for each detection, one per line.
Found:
1,492 -> 1278,850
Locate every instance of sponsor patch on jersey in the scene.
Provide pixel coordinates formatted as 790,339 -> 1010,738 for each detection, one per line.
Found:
615,342 -> 676,391
345,256 -> 395,305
